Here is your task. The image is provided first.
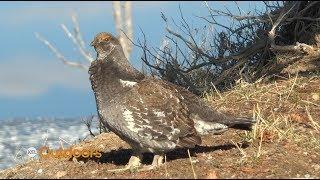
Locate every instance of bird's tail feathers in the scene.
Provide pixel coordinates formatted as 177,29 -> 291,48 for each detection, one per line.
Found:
225,117 -> 256,130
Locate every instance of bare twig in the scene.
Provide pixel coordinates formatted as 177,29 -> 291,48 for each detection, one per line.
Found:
124,1 -> 133,54
71,13 -> 94,62
230,140 -> 247,157
112,1 -> 123,41
82,115 -> 97,137
187,149 -> 197,179
112,1 -> 133,61
60,24 -> 93,62
164,155 -> 169,178
256,128 -> 264,158
71,13 -> 85,49
35,32 -> 88,70
305,106 -> 320,132
284,74 -> 298,102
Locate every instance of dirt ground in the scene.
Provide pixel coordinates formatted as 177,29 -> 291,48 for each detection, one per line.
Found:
0,75 -> 319,179
0,131 -> 319,179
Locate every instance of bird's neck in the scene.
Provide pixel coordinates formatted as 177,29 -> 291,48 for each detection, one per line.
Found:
89,58 -> 144,103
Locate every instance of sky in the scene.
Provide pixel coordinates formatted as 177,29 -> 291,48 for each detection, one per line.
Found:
0,1 -> 264,120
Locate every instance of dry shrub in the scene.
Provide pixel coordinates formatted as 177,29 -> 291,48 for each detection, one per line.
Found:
137,1 -> 320,95
204,74 -> 320,151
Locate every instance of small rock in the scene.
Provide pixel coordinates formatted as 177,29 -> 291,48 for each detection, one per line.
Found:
304,174 -> 310,178
192,159 -> 199,163
312,93 -> 319,101
206,170 -> 218,179
55,171 -> 67,178
314,164 -> 320,171
241,167 -> 255,173
37,169 -> 43,174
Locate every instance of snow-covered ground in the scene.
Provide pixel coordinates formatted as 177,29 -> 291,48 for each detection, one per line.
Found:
0,116 -> 100,170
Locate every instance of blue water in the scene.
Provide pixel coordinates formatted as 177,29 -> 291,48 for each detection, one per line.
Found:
0,116 -> 100,170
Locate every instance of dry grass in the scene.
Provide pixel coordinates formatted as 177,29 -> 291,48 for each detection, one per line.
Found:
205,74 -> 320,159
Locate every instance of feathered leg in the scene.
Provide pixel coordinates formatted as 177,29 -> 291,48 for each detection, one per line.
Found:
108,151 -> 142,172
140,154 -> 164,171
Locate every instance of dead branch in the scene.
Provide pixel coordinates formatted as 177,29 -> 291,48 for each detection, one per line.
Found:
82,115 -> 96,137
60,24 -> 93,62
35,32 -> 88,70
112,1 -> 133,61
35,12 -> 93,71
112,1 -> 127,58
36,1 -> 133,71
268,3 -> 294,49
71,13 -> 94,62
268,3 -> 319,55
124,1 -> 133,54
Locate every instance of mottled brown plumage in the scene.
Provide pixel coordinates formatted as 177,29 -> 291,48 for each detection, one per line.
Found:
89,32 -> 255,171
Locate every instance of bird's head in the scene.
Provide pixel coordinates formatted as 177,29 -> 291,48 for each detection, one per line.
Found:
91,32 -> 122,61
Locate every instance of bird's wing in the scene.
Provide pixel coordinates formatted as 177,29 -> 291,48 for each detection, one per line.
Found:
154,78 -> 255,128
122,77 -> 201,151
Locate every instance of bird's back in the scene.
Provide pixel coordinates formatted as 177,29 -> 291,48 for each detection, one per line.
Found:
152,78 -> 256,131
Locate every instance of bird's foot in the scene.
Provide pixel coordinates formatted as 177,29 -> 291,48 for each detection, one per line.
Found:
108,155 -> 142,173
140,154 -> 164,171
